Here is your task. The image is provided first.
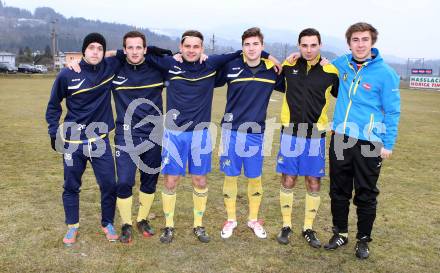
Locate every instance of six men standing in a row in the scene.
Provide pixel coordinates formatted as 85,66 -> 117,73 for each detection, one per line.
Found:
46,22 -> 400,260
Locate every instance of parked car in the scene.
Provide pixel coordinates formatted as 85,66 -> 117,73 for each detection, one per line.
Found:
34,65 -> 48,73
18,64 -> 38,73
0,63 -> 18,74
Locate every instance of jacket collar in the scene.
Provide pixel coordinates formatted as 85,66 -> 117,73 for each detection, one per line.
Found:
126,57 -> 145,70
80,58 -> 103,71
346,48 -> 382,68
297,54 -> 321,66
241,53 -> 275,70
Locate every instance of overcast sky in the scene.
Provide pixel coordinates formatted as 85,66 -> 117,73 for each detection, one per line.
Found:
9,0 -> 439,59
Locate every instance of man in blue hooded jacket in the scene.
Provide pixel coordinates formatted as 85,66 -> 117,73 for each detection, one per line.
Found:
323,22 -> 401,259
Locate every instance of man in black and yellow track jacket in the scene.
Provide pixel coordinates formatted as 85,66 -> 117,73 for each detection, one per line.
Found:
275,28 -> 339,247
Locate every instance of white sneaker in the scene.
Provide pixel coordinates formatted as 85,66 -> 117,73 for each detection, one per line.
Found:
221,220 -> 237,239
247,220 -> 267,239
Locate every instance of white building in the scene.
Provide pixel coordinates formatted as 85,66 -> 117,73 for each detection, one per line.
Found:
54,52 -> 66,70
0,52 -> 16,66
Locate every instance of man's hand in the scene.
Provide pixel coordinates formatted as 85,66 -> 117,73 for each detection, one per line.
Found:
199,53 -> 208,63
320,57 -> 330,66
66,61 -> 81,73
380,147 -> 392,159
173,53 -> 183,63
286,52 -> 300,64
268,55 -> 282,75
105,50 -> 117,57
148,46 -> 173,56
50,136 -> 56,152
173,53 -> 208,64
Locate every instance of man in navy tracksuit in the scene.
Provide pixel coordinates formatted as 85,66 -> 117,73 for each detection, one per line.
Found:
141,30 -> 281,244
144,30 -> 244,244
215,27 -> 283,240
66,38 -> 172,244
112,31 -> 169,243
46,33 -> 120,246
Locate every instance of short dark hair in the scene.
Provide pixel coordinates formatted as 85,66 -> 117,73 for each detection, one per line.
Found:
298,28 -> 321,45
345,22 -> 378,45
123,31 -> 146,48
181,30 -> 204,44
242,27 -> 264,45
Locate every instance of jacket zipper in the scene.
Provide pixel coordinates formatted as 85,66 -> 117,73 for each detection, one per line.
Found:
343,63 -> 364,133
367,113 -> 374,140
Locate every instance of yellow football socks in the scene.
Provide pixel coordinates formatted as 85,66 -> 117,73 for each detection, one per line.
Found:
137,192 -> 155,222
248,176 -> 263,221
193,187 -> 208,227
162,190 -> 176,228
223,176 -> 238,221
304,192 -> 321,231
117,196 -> 133,225
280,186 -> 294,227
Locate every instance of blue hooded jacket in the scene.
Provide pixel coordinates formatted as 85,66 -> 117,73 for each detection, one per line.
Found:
332,48 -> 401,150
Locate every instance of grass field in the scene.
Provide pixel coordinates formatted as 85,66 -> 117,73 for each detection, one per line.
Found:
0,76 -> 439,273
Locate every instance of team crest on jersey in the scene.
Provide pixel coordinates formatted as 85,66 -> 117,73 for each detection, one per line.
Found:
343,73 -> 348,81
222,159 -> 231,167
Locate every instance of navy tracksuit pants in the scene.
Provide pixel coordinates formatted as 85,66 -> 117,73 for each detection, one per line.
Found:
114,134 -> 161,199
62,137 -> 116,227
